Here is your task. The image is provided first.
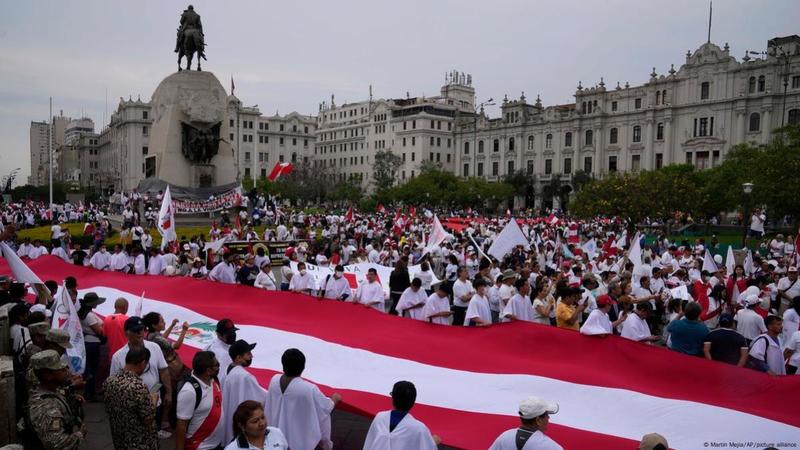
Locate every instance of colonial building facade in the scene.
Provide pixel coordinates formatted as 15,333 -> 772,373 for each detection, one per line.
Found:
453,36 -> 800,206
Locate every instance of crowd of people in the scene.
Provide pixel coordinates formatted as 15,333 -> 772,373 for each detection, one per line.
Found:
2,199 -> 798,449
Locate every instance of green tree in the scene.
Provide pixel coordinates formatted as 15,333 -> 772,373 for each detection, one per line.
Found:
373,150 -> 403,192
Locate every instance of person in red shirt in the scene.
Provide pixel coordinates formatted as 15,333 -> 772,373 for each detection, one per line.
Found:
103,297 -> 129,361
693,271 -> 722,323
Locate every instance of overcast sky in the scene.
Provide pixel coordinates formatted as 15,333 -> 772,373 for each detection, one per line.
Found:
1,0 -> 798,184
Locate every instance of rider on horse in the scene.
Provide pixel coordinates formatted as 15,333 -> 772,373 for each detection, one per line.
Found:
174,5 -> 205,55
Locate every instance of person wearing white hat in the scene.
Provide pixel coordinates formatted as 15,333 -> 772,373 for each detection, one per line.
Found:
735,293 -> 768,342
489,395 -> 563,450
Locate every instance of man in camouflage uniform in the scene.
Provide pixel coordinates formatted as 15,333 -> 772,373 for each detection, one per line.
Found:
26,350 -> 86,449
28,328 -> 73,391
25,322 -> 50,356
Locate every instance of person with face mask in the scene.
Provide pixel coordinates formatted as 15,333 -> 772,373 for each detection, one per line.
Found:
89,245 -> 112,271
220,340 -> 266,445
204,319 -> 238,387
289,262 -> 315,295
254,261 -> 277,290
320,264 -> 351,300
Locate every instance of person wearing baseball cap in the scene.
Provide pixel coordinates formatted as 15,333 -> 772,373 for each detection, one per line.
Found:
638,432 -> 669,450
110,316 -> 170,411
580,294 -> 628,336
735,293 -> 768,342
489,395 -> 562,449
777,266 -> 800,316
204,318 -> 238,386
27,350 -> 86,449
221,340 -> 266,444
703,313 -> 749,366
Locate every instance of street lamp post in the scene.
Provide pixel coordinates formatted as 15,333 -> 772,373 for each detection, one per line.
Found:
741,182 -> 753,248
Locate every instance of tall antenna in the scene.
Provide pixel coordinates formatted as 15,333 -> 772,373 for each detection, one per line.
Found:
707,1 -> 712,44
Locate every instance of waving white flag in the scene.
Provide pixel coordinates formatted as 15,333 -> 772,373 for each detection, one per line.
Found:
488,218 -> 529,260
581,238 -> 598,260
627,232 -> 643,275
423,216 -> 452,256
725,246 -> 736,275
51,285 -> 86,374
703,250 -> 719,273
1,242 -> 43,284
157,185 -> 177,250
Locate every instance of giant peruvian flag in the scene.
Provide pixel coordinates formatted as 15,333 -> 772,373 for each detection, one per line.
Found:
267,162 -> 294,181
3,256 -> 799,449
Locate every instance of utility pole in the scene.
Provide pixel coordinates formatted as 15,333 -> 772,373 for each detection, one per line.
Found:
49,97 -> 53,214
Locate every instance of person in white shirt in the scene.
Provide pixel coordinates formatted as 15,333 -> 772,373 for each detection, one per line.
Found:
357,268 -> 386,312
503,279 -> 535,322
220,340 -> 268,445
253,261 -> 277,290
465,278 -> 492,327
415,262 -> 434,292
109,317 -> 171,406
620,303 -> 660,343
132,247 -> 147,275
208,254 -> 237,284
736,295 -> 768,342
176,351 -> 224,450
422,284 -> 453,325
89,244 -> 112,271
110,245 -> 130,273
50,222 -> 64,246
289,262 -> 315,295
16,238 -> 32,258
748,315 -> 786,375
363,381 -> 439,450
265,349 -> 341,450
396,278 -> 428,320
319,265 -> 351,300
777,267 -> 800,315
204,319 -> 238,387
489,395 -> 563,450
225,400 -> 288,450
147,248 -> 165,275
580,295 -> 627,336
28,240 -> 49,259
747,208 -> 766,247
451,268 -> 474,326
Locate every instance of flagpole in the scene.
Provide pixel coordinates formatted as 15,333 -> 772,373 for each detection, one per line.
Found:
49,97 -> 53,214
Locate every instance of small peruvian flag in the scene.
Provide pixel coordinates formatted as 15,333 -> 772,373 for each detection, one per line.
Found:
267,162 -> 294,181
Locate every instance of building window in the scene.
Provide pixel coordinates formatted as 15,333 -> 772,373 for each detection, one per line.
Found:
477,162 -> 484,176
656,91 -> 661,105
436,137 -> 441,147
583,156 -> 592,173
493,139 -> 499,152
507,160 -> 514,174
291,152 -> 297,163
446,154 -> 451,163
632,125 -> 642,143
464,142 -> 470,154
492,161 -> 499,176
279,124 -> 284,131
279,137 -> 284,145
655,153 -> 664,169
584,130 -> 593,146
611,101 -> 618,112
403,138 -> 407,147
527,136 -> 534,150
509,137 -> 515,151
662,90 -> 667,104
142,146 -> 148,155
656,122 -> 664,140
749,112 -> 761,132
748,76 -> 756,93
699,117 -> 709,136
478,140 -> 484,153
143,111 -> 148,120
564,132 -> 572,147
411,137 -> 416,146
631,154 -> 641,172
230,119 -> 235,127
563,158 -> 572,174
142,126 -> 148,135
245,152 -> 251,161
463,164 -> 469,177
792,76 -> 800,89
545,159 -> 552,175
244,168 -> 251,178
526,160 -> 534,175
635,98 -> 642,109
758,75 -> 765,92
701,82 -> 710,100
608,155 -> 617,172
609,128 -> 618,144
545,134 -> 552,149
788,109 -> 800,125
411,152 -> 415,161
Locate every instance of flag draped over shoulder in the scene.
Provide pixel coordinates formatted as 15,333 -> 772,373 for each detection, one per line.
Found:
4,256 -> 799,450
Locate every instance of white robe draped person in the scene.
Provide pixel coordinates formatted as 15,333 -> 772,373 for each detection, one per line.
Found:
580,309 -> 613,336
221,365 -> 269,445
205,338 -> 232,387
357,280 -> 386,312
464,293 -> 492,326
620,313 -> 652,342
396,287 -> 428,320
265,375 -> 335,450
363,411 -> 438,450
422,292 -> 451,325
89,249 -> 111,271
502,293 -> 535,322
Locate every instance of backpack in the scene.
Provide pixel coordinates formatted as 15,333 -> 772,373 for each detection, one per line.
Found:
176,372 -> 203,410
746,335 -> 770,371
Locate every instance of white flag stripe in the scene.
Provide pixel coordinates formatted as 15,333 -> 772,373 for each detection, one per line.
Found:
85,285 -> 799,450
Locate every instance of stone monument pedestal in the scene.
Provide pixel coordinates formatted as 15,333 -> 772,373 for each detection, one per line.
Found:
148,71 -> 236,188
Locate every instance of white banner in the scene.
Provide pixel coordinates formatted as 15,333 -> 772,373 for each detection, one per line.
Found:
290,262 -> 440,297
51,285 -> 86,374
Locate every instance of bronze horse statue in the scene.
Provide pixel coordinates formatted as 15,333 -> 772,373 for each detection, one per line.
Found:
178,27 -> 206,71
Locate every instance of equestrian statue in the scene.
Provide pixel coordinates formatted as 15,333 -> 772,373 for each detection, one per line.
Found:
174,5 -> 206,71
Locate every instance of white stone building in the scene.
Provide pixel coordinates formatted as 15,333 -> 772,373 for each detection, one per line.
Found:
453,36 -> 800,207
